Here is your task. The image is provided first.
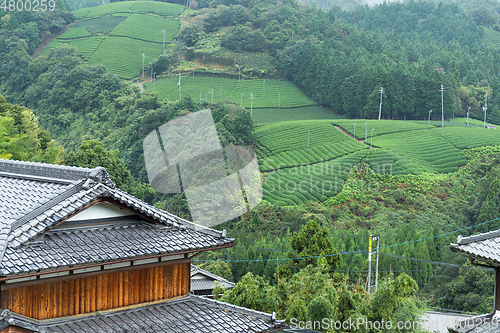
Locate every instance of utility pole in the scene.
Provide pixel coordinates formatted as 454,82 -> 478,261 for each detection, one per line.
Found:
153,72 -> 156,87
354,120 -> 356,139
240,93 -> 243,106
142,53 -> 145,81
151,68 -> 153,82
263,79 -> 266,95
484,93 -> 488,128
428,110 -> 432,130
467,107 -> 470,128
372,235 -> 380,292
378,87 -> 384,120
365,120 -> 369,148
176,72 -> 184,101
209,89 -> 213,103
440,85 -> 445,128
278,92 -> 281,109
368,234 -> 372,294
161,29 -> 165,54
249,92 -> 255,116
370,129 -> 374,149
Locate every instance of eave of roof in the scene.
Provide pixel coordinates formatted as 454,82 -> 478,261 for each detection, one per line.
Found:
450,229 -> 500,267
2,222 -> 234,277
0,295 -> 286,333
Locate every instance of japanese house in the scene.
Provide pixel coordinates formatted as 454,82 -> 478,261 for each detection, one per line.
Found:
449,229 -> 500,332
0,159 -> 285,332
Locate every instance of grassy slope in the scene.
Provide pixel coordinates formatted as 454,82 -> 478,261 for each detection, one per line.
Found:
483,27 -> 500,50
145,77 -> 315,108
251,106 -> 338,124
40,2 -> 183,79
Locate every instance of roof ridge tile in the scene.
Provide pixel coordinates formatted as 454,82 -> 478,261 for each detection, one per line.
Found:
457,229 -> 500,245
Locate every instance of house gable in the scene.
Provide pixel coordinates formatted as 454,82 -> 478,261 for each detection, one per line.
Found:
56,202 -> 136,228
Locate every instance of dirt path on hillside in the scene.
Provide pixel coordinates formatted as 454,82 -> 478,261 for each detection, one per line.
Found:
333,125 -> 365,143
32,25 -> 71,58
138,83 -> 145,93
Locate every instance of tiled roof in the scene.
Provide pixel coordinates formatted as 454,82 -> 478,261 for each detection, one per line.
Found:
450,229 -> 500,266
192,279 -> 232,292
0,159 -> 233,277
2,222 -> 233,276
448,312 -> 498,333
191,265 -> 236,291
0,295 -> 286,333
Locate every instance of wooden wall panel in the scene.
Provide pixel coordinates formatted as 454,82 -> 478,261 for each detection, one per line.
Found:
3,262 -> 188,320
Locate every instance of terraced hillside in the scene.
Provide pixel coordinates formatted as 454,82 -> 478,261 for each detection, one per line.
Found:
40,2 -> 182,79
145,77 -> 314,108
257,119 -> 500,206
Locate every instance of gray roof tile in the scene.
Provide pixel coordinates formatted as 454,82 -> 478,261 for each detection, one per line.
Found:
450,229 -> 500,265
5,295 -> 284,333
190,265 -> 236,291
0,159 -> 233,277
448,312 -> 498,333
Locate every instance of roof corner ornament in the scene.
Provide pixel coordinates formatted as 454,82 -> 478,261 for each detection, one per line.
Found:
272,312 -> 276,321
457,235 -> 463,244
89,167 -> 115,188
221,229 -> 227,239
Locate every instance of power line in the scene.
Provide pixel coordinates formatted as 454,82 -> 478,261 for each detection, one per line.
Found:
379,253 -> 494,272
194,214 -> 500,263
292,265 -> 442,274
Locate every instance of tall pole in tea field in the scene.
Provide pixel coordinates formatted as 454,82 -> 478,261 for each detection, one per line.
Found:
250,93 -> 255,116
378,87 -> 384,120
440,85 -> 445,128
365,120 -> 369,148
484,93 -> 488,128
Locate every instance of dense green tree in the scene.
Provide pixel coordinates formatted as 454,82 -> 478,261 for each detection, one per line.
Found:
0,95 -> 63,163
219,272 -> 277,313
64,140 -> 133,191
199,260 -> 234,282
286,219 -> 341,272
306,296 -> 333,332
223,24 -> 268,52
473,163 -> 500,231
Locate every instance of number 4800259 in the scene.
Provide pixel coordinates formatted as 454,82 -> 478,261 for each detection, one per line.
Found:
1,0 -> 56,11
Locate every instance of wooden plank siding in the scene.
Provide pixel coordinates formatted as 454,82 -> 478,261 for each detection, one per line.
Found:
2,262 -> 190,320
